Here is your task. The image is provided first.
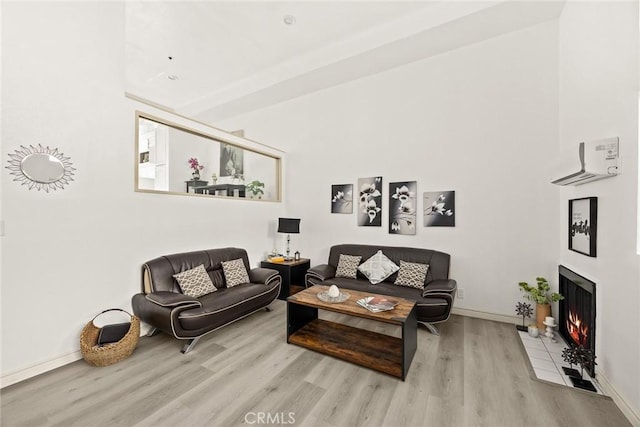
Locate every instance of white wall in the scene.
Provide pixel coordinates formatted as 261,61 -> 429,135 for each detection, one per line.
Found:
212,21 -> 561,317
558,1 -> 640,419
167,126 -> 219,193
1,2 -> 285,383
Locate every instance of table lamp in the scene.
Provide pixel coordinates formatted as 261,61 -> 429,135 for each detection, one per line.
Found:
277,218 -> 300,260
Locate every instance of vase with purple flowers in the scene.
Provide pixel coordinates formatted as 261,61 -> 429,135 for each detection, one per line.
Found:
188,157 -> 204,180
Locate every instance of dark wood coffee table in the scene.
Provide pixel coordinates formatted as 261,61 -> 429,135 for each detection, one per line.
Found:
287,285 -> 417,380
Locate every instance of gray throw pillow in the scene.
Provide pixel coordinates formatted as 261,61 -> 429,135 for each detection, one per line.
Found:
335,254 -> 362,279
394,260 -> 429,289
221,258 -> 250,288
358,250 -> 399,284
173,264 -> 217,298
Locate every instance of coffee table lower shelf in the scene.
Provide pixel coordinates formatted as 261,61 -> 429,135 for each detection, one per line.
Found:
288,318 -> 404,379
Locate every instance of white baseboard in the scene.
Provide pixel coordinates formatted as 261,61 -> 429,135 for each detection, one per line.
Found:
1,350 -> 83,389
595,369 -> 640,426
1,325 -> 151,390
452,306 -> 521,325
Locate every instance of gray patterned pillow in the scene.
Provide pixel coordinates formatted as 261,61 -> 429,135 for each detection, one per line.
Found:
173,264 -> 217,298
335,254 -> 362,279
394,260 -> 429,289
358,250 -> 399,284
221,258 -> 250,288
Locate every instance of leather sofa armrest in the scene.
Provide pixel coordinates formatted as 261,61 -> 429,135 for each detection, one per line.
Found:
305,264 -> 337,288
145,291 -> 202,308
306,264 -> 336,282
422,279 -> 457,297
249,267 -> 280,285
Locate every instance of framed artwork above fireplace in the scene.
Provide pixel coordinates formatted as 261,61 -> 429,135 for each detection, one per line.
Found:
568,197 -> 597,257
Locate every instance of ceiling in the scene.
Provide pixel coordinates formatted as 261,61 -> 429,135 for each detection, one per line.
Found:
126,1 -> 565,121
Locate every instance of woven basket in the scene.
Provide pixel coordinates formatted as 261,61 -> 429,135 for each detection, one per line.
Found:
80,309 -> 140,367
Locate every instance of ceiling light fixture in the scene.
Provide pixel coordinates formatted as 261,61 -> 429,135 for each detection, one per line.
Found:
283,14 -> 296,26
166,56 -> 178,80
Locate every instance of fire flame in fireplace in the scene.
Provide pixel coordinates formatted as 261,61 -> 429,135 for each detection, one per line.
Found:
567,310 -> 588,346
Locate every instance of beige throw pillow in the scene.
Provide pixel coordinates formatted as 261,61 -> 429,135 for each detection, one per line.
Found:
335,254 -> 362,279
358,250 -> 399,284
173,264 -> 217,298
394,260 -> 429,289
222,258 -> 250,288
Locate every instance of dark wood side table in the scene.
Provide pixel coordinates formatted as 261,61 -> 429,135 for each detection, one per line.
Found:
185,180 -> 208,193
260,258 -> 310,300
192,183 -> 246,197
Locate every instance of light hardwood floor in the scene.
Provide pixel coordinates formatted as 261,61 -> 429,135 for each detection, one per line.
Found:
1,300 -> 630,427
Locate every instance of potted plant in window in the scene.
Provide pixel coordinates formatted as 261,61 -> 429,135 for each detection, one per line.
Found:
519,277 -> 563,330
246,180 -> 265,199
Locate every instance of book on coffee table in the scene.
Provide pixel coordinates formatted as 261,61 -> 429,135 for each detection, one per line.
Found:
357,296 -> 398,313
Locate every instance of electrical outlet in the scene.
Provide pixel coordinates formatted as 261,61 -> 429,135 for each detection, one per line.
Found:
457,288 -> 465,299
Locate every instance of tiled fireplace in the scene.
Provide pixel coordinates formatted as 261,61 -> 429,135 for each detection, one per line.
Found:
558,265 -> 596,378
517,266 -> 602,394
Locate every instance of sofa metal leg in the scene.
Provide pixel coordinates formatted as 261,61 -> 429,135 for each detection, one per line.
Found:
181,337 -> 200,354
265,306 -> 272,312
419,322 -> 440,336
146,327 -> 160,337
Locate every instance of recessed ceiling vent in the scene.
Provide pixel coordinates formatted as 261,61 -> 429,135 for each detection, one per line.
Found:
552,137 -> 620,186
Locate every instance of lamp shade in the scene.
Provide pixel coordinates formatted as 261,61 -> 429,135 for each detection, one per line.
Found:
278,217 -> 300,234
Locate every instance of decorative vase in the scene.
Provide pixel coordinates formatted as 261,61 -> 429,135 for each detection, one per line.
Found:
536,303 -> 551,330
192,170 -> 200,180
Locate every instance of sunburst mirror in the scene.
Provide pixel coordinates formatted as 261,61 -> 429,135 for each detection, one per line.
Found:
6,144 -> 75,192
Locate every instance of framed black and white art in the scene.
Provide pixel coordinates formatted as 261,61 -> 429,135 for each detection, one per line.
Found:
358,176 -> 382,226
389,181 -> 416,235
220,143 -> 244,177
331,184 -> 353,214
423,191 -> 455,227
569,197 -> 597,257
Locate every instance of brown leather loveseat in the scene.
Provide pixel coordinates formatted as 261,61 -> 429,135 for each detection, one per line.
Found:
132,248 -> 281,353
305,244 -> 456,335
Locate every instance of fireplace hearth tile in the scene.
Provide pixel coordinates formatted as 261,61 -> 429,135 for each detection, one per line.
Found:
516,330 -> 606,396
529,356 -> 560,373
519,332 -> 541,341
521,338 -> 546,350
526,347 -> 552,360
544,340 -> 568,353
534,368 -> 567,386
550,352 -> 570,364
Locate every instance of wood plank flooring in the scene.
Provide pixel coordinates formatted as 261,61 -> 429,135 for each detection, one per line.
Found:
1,300 -> 631,427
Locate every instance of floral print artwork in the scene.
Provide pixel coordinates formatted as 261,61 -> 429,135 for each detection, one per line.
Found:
331,184 -> 353,214
358,177 -> 382,226
389,181 -> 417,235
424,191 -> 455,227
